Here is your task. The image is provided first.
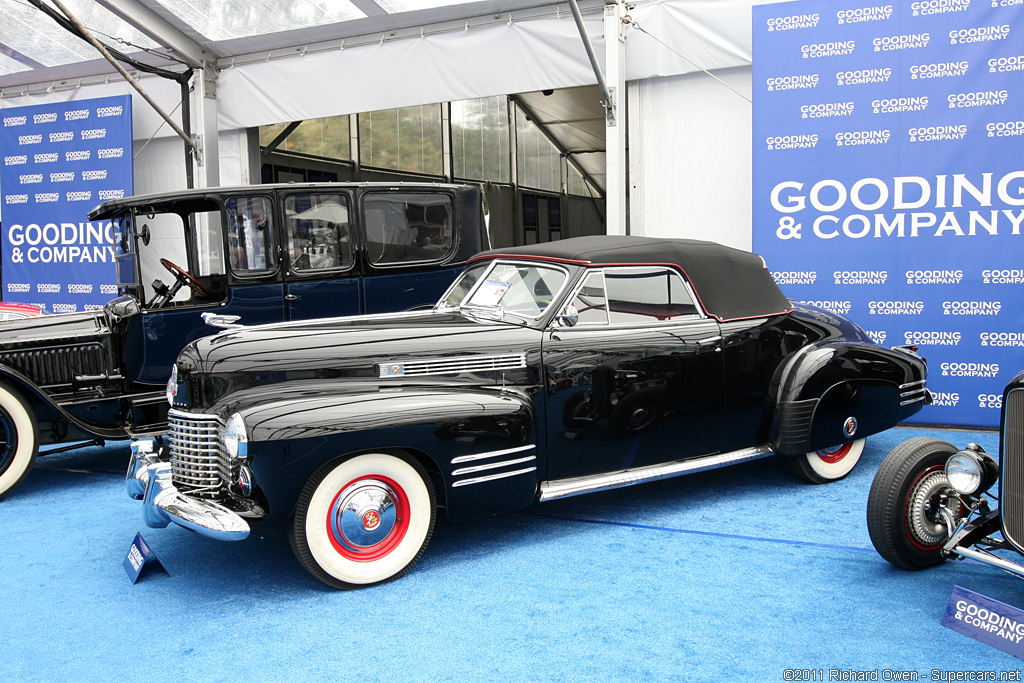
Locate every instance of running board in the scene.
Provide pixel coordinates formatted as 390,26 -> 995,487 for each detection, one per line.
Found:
538,445 -> 775,502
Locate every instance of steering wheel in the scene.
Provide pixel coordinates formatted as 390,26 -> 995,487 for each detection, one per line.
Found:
160,258 -> 207,297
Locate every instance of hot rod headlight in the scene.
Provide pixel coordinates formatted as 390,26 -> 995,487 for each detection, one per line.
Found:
223,413 -> 248,460
945,445 -> 998,495
166,364 -> 178,405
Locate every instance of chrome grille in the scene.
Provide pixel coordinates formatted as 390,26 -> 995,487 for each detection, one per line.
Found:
378,354 -> 526,378
1002,387 -> 1024,550
168,410 -> 229,499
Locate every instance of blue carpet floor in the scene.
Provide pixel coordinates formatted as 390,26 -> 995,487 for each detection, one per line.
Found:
1,426 -> 1019,682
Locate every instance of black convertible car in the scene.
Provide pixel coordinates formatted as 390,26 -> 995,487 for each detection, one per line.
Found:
126,236 -> 930,589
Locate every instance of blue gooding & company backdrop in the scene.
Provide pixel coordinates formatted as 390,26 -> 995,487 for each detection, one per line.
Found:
1,94 -> 132,314
753,0 -> 1024,427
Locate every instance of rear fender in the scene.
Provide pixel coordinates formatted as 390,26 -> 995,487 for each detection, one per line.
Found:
769,342 -> 927,456
237,388 -> 539,524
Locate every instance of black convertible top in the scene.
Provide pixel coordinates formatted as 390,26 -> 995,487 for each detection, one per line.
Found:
471,235 -> 793,322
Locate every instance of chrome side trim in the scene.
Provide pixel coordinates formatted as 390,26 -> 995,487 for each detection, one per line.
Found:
451,466 -> 537,488
539,445 -> 774,502
450,444 -> 536,464
952,545 -> 1024,579
899,379 -> 928,406
452,456 -> 537,477
378,353 -> 526,378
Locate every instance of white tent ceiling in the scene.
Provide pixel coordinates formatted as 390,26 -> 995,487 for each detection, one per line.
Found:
0,0 -> 768,196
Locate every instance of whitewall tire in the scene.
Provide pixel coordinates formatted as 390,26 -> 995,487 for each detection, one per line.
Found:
289,452 -> 436,589
786,438 -> 866,484
0,383 -> 38,500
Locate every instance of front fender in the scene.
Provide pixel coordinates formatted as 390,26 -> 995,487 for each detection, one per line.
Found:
769,341 -> 928,456
236,388 -> 539,525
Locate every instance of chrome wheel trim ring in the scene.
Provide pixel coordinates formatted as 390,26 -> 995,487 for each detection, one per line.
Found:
906,469 -> 954,547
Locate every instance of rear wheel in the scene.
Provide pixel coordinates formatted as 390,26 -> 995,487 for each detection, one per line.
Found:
786,438 -> 866,484
0,383 -> 38,500
289,452 -> 436,589
867,437 -> 963,570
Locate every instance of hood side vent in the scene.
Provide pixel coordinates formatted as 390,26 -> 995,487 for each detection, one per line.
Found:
0,343 -> 107,387
378,354 -> 526,378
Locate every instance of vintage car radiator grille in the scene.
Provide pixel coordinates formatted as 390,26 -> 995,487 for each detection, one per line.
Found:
1002,387 -> 1024,551
167,410 -> 230,499
378,354 -> 526,378
0,343 -> 106,387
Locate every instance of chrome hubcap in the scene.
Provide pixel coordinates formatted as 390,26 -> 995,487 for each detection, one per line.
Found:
329,479 -> 399,552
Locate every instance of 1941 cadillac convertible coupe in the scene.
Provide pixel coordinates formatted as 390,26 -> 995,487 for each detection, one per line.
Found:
127,236 -> 931,589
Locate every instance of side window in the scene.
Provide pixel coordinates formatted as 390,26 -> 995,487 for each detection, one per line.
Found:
364,193 -> 453,265
605,267 -> 699,324
225,197 -> 276,274
568,271 -> 609,324
285,194 -> 352,273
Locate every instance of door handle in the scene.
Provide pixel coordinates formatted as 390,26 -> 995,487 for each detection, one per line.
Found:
285,294 -> 299,301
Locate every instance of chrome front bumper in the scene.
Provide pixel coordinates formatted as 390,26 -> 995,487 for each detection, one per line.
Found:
126,440 -> 250,541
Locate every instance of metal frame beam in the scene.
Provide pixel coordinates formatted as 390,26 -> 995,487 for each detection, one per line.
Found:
96,0 -> 213,68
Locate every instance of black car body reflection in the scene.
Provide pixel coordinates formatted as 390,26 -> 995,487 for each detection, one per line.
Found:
127,236 -> 930,589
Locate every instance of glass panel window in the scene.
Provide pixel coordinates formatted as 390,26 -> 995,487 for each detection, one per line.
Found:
363,193 -> 453,265
358,105 -> 442,175
516,108 -> 560,192
225,197 -> 276,274
605,267 -> 699,324
259,117 -> 351,160
285,194 -> 352,273
457,262 -> 566,319
569,271 -> 609,324
452,96 -> 510,183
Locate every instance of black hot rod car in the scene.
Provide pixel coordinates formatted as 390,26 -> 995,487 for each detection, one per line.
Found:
0,182 -> 488,499
868,372 -> 1023,578
126,236 -> 930,589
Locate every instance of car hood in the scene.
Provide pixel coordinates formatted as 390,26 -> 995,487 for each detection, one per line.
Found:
0,308 -> 109,348
172,310 -> 542,412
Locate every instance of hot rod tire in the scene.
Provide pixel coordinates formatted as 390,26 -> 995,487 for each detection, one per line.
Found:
785,438 -> 865,484
866,437 -> 961,570
289,452 -> 436,590
0,383 -> 38,501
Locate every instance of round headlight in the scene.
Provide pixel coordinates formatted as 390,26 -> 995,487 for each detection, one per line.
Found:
223,413 -> 248,460
166,364 -> 178,406
945,453 -> 982,494
945,445 -> 999,495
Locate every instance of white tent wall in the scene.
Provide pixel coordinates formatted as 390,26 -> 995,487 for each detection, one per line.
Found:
1,0 -> 778,244
628,66 -> 753,251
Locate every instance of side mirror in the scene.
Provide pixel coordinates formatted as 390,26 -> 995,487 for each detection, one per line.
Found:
555,305 -> 579,328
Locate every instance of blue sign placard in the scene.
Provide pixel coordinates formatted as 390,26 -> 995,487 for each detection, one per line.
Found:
1,94 -> 132,314
123,532 -> 168,584
943,585 -> 1024,660
753,0 -> 1024,427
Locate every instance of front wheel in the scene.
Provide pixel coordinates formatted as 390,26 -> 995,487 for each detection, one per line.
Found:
289,452 -> 436,589
867,436 -> 963,570
0,383 -> 38,500
785,438 -> 866,484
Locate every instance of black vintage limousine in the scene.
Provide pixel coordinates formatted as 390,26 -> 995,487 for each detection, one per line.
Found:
126,236 -> 930,589
0,182 -> 487,500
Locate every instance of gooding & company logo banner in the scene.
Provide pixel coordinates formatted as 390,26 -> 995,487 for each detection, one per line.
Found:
753,0 -> 1024,427
0,95 -> 132,314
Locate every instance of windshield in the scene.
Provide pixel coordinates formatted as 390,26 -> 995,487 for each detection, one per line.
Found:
441,260 -> 567,319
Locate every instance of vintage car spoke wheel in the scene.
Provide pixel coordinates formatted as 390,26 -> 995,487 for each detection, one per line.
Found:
785,438 -> 865,484
0,383 -> 38,500
289,452 -> 435,589
866,437 -> 962,570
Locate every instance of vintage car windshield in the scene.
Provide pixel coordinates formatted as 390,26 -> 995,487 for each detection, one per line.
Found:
439,260 -> 567,319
